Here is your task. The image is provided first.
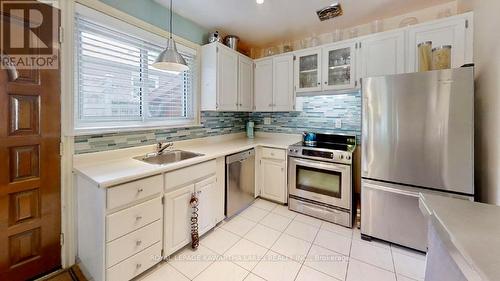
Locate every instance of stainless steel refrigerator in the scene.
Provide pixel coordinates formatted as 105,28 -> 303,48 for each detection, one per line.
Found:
361,67 -> 474,252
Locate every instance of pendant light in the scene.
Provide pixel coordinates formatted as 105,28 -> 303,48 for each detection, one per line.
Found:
152,0 -> 189,72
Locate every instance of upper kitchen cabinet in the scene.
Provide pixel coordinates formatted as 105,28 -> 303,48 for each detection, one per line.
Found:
322,41 -> 357,91
294,48 -> 322,93
358,30 -> 405,81
201,42 -> 253,111
254,58 -> 274,111
407,12 -> 473,72
238,55 -> 254,111
254,54 -> 295,112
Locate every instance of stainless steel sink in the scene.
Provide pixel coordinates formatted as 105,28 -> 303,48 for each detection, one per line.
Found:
134,150 -> 204,165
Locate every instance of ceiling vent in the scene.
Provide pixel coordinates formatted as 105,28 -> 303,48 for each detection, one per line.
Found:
316,3 -> 343,21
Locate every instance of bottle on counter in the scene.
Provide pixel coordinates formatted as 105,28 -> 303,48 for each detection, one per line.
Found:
246,121 -> 254,139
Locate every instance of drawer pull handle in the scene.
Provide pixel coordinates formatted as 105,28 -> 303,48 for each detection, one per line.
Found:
137,188 -> 144,193
136,240 -> 142,246
136,263 -> 142,269
135,216 -> 143,221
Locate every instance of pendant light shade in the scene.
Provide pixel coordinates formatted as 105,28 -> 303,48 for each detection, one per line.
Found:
153,39 -> 189,72
152,0 -> 189,72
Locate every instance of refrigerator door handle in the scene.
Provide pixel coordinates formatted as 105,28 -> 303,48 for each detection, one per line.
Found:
363,182 -> 419,198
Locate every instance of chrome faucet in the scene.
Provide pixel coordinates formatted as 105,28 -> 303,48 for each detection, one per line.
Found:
156,142 -> 173,155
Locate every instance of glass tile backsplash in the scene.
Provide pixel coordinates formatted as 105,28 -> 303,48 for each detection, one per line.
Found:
74,92 -> 361,154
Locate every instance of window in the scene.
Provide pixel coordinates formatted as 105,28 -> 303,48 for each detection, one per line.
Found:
74,6 -> 197,132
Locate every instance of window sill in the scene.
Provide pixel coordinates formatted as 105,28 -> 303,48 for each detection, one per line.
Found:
69,123 -> 203,137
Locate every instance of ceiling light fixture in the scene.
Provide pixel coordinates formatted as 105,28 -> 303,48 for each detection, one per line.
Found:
256,0 -> 264,4
152,0 -> 189,73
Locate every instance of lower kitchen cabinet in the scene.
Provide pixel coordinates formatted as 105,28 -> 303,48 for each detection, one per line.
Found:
195,176 -> 217,236
257,147 -> 287,203
163,160 -> 220,256
163,184 -> 194,255
76,175 -> 164,281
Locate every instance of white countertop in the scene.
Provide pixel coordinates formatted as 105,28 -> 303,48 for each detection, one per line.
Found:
419,193 -> 500,281
73,132 -> 301,188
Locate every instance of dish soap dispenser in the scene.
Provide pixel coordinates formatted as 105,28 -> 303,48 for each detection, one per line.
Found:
246,121 -> 254,139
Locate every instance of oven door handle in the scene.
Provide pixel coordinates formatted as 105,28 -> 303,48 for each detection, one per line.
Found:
291,158 -> 348,172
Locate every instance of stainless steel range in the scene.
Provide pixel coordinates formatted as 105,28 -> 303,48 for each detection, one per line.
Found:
287,133 -> 356,228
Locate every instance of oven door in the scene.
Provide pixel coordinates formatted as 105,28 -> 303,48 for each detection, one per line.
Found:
288,157 -> 351,210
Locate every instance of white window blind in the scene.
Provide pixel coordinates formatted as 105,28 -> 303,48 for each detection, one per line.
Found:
74,9 -> 197,131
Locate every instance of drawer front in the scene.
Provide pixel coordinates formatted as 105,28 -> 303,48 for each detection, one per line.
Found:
164,160 -> 216,191
106,242 -> 162,281
107,175 -> 163,210
106,197 -> 162,242
106,220 -> 162,268
262,147 -> 286,160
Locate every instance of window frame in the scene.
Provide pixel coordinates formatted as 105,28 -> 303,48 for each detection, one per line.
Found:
72,4 -> 201,135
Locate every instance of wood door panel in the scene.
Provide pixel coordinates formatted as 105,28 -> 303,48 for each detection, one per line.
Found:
8,227 -> 41,268
8,189 -> 40,226
9,145 -> 40,182
9,94 -> 40,136
0,2 -> 61,280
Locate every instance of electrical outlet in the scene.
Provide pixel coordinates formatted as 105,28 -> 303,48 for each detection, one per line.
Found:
335,119 -> 342,129
264,117 -> 272,125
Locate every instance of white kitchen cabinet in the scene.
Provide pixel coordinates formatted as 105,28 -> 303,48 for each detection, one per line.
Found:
76,175 -> 164,281
358,30 -> 405,81
201,42 -> 252,111
254,54 -> 295,112
407,13 -> 473,72
322,41 -> 357,91
195,176 -> 217,236
273,55 -> 295,111
254,58 -> 274,111
163,184 -> 194,255
238,55 -> 254,111
163,160 -> 218,256
294,48 -> 322,93
257,147 -> 287,203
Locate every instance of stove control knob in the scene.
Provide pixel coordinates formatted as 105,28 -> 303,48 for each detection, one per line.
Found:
294,149 -> 299,153
339,155 -> 344,159
346,155 -> 351,160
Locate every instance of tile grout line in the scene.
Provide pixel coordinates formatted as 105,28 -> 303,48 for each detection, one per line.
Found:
391,245 -> 399,281
292,220 -> 322,281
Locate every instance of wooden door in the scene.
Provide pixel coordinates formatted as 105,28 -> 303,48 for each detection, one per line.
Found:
273,54 -> 294,111
261,159 -> 286,203
237,55 -> 253,111
359,30 -> 405,79
254,58 -> 273,112
217,45 -> 238,111
0,2 -> 61,280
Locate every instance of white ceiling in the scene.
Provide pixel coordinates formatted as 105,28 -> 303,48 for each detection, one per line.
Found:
157,0 -> 455,48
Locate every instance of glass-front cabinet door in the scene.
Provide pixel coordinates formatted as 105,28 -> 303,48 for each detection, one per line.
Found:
294,48 -> 322,92
322,42 -> 357,91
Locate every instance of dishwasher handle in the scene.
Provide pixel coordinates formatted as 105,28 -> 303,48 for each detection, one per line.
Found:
226,149 -> 255,164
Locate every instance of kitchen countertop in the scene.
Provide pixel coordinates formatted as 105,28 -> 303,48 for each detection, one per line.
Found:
73,132 -> 301,188
419,193 -> 500,281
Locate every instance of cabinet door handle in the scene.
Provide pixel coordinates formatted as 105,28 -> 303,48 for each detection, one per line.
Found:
137,188 -> 144,193
136,240 -> 142,246
135,215 -> 143,221
136,263 -> 142,269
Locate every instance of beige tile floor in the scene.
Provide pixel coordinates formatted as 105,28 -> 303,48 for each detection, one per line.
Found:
139,199 -> 426,281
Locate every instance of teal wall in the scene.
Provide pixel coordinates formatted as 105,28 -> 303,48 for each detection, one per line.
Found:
99,0 -> 208,44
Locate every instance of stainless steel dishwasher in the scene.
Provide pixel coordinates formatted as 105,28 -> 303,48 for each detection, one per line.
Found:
226,149 -> 255,218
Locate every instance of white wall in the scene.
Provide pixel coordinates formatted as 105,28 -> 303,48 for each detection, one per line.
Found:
458,0 -> 500,204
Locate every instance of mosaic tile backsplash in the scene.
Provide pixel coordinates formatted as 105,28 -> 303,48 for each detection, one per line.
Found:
74,92 -> 361,154
74,112 -> 248,154
250,91 -> 361,143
